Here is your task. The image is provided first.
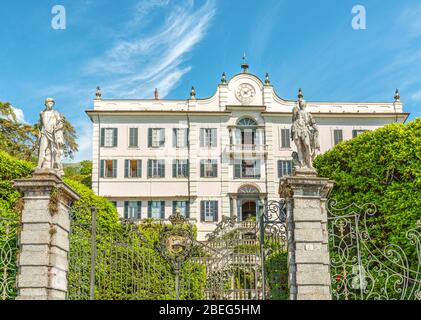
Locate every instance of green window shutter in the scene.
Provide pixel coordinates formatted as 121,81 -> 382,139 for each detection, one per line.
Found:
200,160 -> 205,177
148,129 -> 152,147
137,201 -> 142,219
124,160 -> 129,178
134,128 -> 138,146
173,161 -> 177,178
213,201 -> 218,222
172,201 -> 176,214
200,129 -> 204,147
185,160 -> 189,177
112,160 -> 117,178
100,128 -> 105,147
160,129 -> 165,147
255,161 -> 261,177
113,129 -> 118,147
282,129 -> 290,148
147,160 -> 152,178
234,161 -> 241,179
334,130 -> 343,145
124,201 -> 129,219
173,129 -> 177,148
287,161 -> 292,176
211,129 -> 217,147
100,160 -> 105,178
352,130 -> 358,138
200,202 -> 205,222
137,160 -> 142,178
212,161 -> 218,177
147,202 -> 152,218
129,128 -> 138,147
185,129 -> 189,148
159,160 -> 165,178
186,201 -> 190,219
160,201 -> 165,219
278,160 -> 282,178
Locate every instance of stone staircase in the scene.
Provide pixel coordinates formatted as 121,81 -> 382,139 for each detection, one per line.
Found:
195,220 -> 263,300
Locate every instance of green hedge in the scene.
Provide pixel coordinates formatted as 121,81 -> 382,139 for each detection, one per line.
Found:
64,178 -> 205,300
314,118 -> 421,299
0,151 -> 205,300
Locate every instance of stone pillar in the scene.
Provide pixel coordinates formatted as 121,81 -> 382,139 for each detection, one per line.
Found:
13,170 -> 80,300
280,172 -> 334,300
231,195 -> 238,219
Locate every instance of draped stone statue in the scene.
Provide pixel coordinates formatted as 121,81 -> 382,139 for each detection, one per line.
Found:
37,98 -> 65,176
291,90 -> 320,172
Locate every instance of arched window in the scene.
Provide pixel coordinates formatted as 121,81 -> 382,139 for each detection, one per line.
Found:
238,185 -> 260,194
237,118 -> 257,126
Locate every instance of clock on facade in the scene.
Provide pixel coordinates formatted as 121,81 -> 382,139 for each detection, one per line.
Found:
236,83 -> 256,104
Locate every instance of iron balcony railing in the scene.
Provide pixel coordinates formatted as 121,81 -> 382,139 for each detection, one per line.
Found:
228,144 -> 268,153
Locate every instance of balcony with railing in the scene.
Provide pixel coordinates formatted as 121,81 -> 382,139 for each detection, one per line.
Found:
227,144 -> 268,159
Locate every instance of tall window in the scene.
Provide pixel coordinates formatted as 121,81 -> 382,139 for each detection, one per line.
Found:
200,128 -> 217,148
234,160 -> 261,179
173,128 -> 188,148
200,160 -> 218,178
148,201 -> 165,219
200,201 -> 218,222
148,160 -> 165,178
100,160 -> 117,178
281,129 -> 291,148
129,128 -> 139,147
278,160 -> 292,178
101,128 -> 118,147
352,130 -> 367,138
124,201 -> 141,220
172,201 -> 190,218
173,160 -> 189,178
242,129 -> 256,145
333,129 -> 343,146
125,160 -> 142,178
148,128 -> 165,148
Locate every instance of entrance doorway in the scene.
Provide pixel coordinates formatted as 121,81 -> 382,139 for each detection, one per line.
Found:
241,200 -> 257,221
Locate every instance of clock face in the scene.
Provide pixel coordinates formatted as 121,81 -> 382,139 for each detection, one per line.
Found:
236,83 -> 256,104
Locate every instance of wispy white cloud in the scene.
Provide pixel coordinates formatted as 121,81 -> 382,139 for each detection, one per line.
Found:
397,5 -> 421,39
411,90 -> 421,102
86,0 -> 216,99
11,106 -> 26,123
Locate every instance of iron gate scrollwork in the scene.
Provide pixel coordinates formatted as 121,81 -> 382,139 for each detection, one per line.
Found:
0,211 -> 20,301
259,200 -> 288,300
68,201 -> 290,300
327,199 -> 421,300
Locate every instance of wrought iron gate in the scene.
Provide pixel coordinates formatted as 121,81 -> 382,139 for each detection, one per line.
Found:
0,212 -> 20,301
259,200 -> 288,300
327,199 -> 420,300
68,201 -> 289,301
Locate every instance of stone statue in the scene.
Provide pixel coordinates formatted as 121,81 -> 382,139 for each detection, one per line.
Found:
37,98 -> 65,176
291,90 -> 320,172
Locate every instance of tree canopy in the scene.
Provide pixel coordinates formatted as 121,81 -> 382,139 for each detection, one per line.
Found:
0,101 -> 79,162
314,118 -> 420,277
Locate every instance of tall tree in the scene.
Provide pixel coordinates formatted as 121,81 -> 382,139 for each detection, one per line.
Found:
0,102 -> 37,161
0,101 -> 79,162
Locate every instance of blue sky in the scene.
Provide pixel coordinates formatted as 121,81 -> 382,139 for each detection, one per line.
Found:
0,0 -> 420,161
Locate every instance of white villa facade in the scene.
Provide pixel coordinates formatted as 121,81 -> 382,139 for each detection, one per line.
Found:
87,65 -> 408,240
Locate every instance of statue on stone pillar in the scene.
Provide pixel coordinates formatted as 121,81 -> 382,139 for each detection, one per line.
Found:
37,98 -> 65,176
291,89 -> 320,172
